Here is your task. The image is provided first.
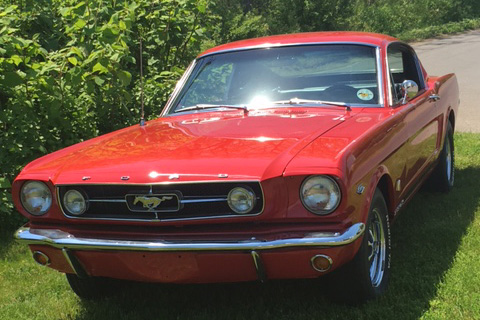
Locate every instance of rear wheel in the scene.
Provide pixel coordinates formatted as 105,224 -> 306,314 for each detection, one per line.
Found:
431,121 -> 454,192
330,189 -> 391,303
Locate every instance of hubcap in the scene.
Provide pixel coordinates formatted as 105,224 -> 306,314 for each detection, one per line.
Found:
446,137 -> 453,184
367,208 -> 386,287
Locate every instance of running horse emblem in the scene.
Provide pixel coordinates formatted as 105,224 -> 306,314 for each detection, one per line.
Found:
133,195 -> 173,210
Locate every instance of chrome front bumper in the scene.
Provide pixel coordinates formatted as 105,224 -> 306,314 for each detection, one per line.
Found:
14,223 -> 365,252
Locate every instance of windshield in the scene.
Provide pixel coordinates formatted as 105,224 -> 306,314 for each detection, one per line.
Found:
168,44 -> 380,114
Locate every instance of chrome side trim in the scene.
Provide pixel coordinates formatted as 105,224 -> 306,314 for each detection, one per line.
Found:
15,223 -> 365,252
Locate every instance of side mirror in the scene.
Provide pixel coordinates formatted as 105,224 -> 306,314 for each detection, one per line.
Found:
401,80 -> 418,104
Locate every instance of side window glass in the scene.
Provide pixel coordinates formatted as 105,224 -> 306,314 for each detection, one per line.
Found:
388,45 -> 424,105
388,49 -> 404,103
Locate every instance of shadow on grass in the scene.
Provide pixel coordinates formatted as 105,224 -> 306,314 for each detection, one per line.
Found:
0,224 -> 23,260
65,167 -> 480,320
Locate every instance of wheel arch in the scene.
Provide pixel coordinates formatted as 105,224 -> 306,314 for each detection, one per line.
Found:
448,109 -> 455,130
362,167 -> 395,224
376,174 -> 395,220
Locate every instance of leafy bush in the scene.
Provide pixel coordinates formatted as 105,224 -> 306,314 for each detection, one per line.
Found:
0,0 -> 214,228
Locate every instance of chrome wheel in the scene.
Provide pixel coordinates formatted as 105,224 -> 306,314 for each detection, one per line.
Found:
329,189 -> 391,302
367,208 -> 386,287
428,122 -> 454,193
445,136 -> 453,184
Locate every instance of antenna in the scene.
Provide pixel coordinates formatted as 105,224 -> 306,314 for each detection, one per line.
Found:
139,30 -> 145,126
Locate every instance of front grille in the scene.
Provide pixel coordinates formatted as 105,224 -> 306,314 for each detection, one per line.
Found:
57,182 -> 263,221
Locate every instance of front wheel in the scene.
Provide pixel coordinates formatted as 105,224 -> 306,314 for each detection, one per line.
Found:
329,189 -> 391,303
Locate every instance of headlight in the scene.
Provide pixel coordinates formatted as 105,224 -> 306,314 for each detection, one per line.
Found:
63,189 -> 87,216
227,187 -> 256,214
20,181 -> 52,216
300,175 -> 341,215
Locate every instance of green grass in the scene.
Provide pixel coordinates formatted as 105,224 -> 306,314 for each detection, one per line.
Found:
1,133 -> 479,320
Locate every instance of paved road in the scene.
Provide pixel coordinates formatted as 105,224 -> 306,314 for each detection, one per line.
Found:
413,29 -> 480,133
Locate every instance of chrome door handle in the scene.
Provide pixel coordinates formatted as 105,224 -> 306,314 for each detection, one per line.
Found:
428,94 -> 441,102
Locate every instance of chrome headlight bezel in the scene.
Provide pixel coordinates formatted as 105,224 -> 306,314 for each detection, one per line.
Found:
20,181 -> 53,216
227,186 -> 256,214
63,189 -> 88,216
300,175 -> 341,215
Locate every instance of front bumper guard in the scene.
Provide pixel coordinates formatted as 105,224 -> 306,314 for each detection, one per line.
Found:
15,223 -> 365,281
15,223 -> 365,252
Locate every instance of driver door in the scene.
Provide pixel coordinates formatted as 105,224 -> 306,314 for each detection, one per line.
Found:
388,44 -> 441,196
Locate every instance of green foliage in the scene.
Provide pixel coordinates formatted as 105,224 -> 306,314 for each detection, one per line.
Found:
399,18 -> 480,41
211,0 -> 480,41
0,0 -> 215,227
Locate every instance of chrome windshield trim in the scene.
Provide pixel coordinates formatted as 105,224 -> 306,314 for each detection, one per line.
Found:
161,59 -> 197,117
163,43 -> 383,115
198,42 -> 379,59
375,46 -> 385,106
15,223 -> 365,252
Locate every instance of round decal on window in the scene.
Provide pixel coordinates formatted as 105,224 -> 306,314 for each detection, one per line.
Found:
357,89 -> 374,101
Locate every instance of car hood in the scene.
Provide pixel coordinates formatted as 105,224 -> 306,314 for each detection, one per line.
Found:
20,108 -> 360,184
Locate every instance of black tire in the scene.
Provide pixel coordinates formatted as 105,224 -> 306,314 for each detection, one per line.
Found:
66,273 -> 119,300
431,121 -> 455,192
329,189 -> 391,303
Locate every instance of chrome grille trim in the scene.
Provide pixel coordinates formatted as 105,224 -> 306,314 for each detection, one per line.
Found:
88,199 -> 127,203
56,181 -> 265,222
181,198 -> 227,204
87,198 -> 229,204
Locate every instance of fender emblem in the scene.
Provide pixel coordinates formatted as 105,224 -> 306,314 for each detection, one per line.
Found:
356,184 -> 365,194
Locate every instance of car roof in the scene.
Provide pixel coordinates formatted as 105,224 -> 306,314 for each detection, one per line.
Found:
198,31 -> 397,57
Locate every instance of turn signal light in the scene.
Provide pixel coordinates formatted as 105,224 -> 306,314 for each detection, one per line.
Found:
311,254 -> 333,272
32,251 -> 51,266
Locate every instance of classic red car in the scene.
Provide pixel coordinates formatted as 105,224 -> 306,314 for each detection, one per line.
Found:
13,32 -> 459,302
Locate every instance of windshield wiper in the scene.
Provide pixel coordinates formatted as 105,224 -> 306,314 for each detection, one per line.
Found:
174,104 -> 249,114
272,98 -> 351,111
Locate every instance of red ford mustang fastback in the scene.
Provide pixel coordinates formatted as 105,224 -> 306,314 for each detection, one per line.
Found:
13,32 -> 459,302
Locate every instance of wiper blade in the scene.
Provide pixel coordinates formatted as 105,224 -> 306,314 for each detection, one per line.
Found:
272,98 -> 351,110
174,104 -> 248,113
